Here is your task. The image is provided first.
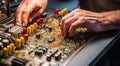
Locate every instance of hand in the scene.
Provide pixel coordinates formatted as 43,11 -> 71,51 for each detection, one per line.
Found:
61,9 -> 111,37
16,0 -> 48,26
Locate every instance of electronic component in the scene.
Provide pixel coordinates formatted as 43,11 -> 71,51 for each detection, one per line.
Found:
11,58 -> 28,66
23,34 -> 28,41
36,18 -> 44,25
48,37 -> 55,43
36,32 -> 40,39
54,8 -> 59,14
2,38 -> 9,47
0,4 -> 95,66
41,12 -> 47,18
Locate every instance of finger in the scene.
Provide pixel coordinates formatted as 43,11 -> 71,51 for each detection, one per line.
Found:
22,2 -> 40,26
16,1 -> 26,25
29,8 -> 43,21
69,16 -> 86,36
62,9 -> 80,21
68,21 -> 81,37
62,15 -> 78,37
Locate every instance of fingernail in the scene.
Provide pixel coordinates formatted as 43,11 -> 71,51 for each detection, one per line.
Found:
29,18 -> 32,23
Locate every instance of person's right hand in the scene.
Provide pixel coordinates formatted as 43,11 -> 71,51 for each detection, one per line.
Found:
61,9 -> 113,37
16,0 -> 48,26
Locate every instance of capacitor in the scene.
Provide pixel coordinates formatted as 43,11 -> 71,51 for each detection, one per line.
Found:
3,47 -> 8,56
24,34 -> 28,41
42,47 -> 47,53
46,53 -> 52,61
54,8 -> 59,14
7,45 -> 12,54
35,50 -> 43,56
23,28 -> 27,34
55,52 -> 61,61
40,47 -> 47,53
2,39 -> 10,47
12,58 -> 28,66
36,32 -> 40,39
36,18 -> 44,25
41,12 -> 47,18
48,26 -> 52,32
60,8 -> 68,16
20,36 -> 25,46
10,43 -> 15,52
16,38 -> 21,48
31,24 -> 35,31
27,26 -> 32,34
48,37 -> 55,43
33,22 -> 38,29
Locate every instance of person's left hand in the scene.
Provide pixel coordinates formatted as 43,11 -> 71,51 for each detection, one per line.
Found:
61,9 -> 109,37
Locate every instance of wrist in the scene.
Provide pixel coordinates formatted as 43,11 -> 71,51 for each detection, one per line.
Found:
100,11 -> 120,30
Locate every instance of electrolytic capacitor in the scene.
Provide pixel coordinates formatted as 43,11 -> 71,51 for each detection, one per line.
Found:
60,8 -> 68,16
16,38 -> 21,48
46,53 -> 52,61
36,32 -> 40,39
55,52 -> 61,61
36,18 -> 44,25
41,12 -> 47,18
54,8 -> 59,14
30,25 -> 34,32
7,45 -> 12,54
48,26 -> 52,32
10,43 -> 15,52
20,36 -> 25,46
3,47 -> 8,57
35,50 -> 43,56
24,34 -> 28,41
27,26 -> 32,34
33,22 -> 38,29
2,39 -> 10,47
23,28 -> 27,34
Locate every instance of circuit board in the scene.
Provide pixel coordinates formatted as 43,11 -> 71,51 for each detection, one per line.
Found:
0,8 -> 95,66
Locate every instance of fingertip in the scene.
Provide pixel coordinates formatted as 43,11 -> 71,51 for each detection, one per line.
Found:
28,18 -> 33,23
22,23 -> 27,27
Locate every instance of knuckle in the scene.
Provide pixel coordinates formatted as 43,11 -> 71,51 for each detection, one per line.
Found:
79,16 -> 86,21
74,9 -> 80,12
71,23 -> 76,28
23,10 -> 29,14
64,21 -> 68,25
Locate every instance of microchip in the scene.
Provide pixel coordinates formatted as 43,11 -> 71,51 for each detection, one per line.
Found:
9,24 -> 23,38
